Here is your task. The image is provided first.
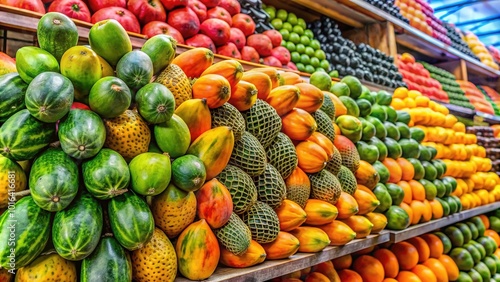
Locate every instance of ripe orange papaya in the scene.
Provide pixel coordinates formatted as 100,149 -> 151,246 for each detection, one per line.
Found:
274,199 -> 307,231
261,231 -> 300,260
219,240 -> 266,268
248,67 -> 280,89
282,108 -> 317,141
266,85 -> 301,116
354,160 -> 380,190
317,220 -> 356,246
171,47 -> 214,78
307,132 -> 335,160
285,166 -> 311,208
363,212 -> 387,233
241,71 -> 272,100
196,179 -> 233,229
339,215 -> 374,239
311,261 -> 341,282
353,187 -> 380,215
294,83 -> 324,113
201,59 -> 244,89
192,74 -> 231,109
227,80 -> 258,111
304,199 -> 338,225
289,226 -> 330,253
305,272 -> 331,282
335,192 -> 359,219
295,141 -> 329,174
174,98 -> 211,143
280,71 -> 304,85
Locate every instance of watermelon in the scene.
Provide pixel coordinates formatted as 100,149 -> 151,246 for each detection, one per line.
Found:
80,236 -> 132,282
0,109 -> 56,161
116,50 -> 154,92
135,83 -> 175,124
171,154 -> 207,192
15,46 -> 60,84
29,148 -> 79,212
58,109 -> 106,159
82,148 -> 130,200
52,192 -> 103,261
25,72 -> 74,123
89,76 -> 132,119
0,196 -> 51,269
108,191 -> 155,251
0,73 -> 28,122
129,152 -> 171,196
37,12 -> 79,62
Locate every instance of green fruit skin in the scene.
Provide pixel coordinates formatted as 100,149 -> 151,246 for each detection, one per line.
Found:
385,205 -> 410,230
373,183 -> 392,213
384,137 -> 402,159
25,72 -> 74,123
0,196 -> 51,269
141,34 -> 177,75
386,183 -> 404,206
356,141 -> 379,164
129,152 -> 171,196
154,114 -> 191,158
116,50 -> 154,92
82,148 -> 130,200
108,192 -> 155,251
89,76 -> 131,119
361,119 -> 376,141
368,137 -> 388,161
52,192 -> 103,261
0,73 -> 28,122
81,237 -> 132,282
450,247 -> 474,271
0,109 -> 56,161
336,115 -> 362,143
135,83 -> 175,124
58,109 -> 106,159
89,19 -> 132,66
373,161 -> 390,184
37,12 -> 79,62
15,46 -> 60,84
171,155 -> 207,192
309,71 -> 332,91
367,116 -> 387,139
29,148 -> 79,212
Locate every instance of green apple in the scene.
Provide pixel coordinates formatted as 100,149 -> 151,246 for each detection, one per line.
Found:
315,50 -> 326,60
310,39 -> 321,50
310,57 -> 320,68
300,35 -> 311,46
279,29 -> 290,40
292,25 -> 304,35
286,42 -> 296,52
287,13 -> 298,25
276,9 -> 288,21
321,60 -> 331,71
271,18 -> 283,30
305,65 -> 315,74
295,43 -> 305,54
305,46 -> 315,57
264,6 -> 276,19
282,22 -> 293,32
296,62 -> 305,72
298,18 -> 307,29
300,54 -> 310,65
304,29 -> 314,39
291,51 -> 301,63
289,32 -> 300,44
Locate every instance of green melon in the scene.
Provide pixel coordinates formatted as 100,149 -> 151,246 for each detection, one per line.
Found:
325,146 -> 343,176
266,132 -> 298,179
337,165 -> 357,195
15,46 -> 60,84
243,99 -> 282,149
320,92 -> 335,120
311,110 -> 335,141
37,12 -> 79,62
89,76 -> 131,119
81,237 -> 132,282
210,102 -> 246,142
214,212 -> 252,255
0,73 -> 28,122
253,163 -> 287,209
135,82 -> 175,124
116,50 -> 154,92
129,152 -> 171,196
241,201 -> 280,244
309,169 -> 342,204
229,131 -> 267,177
141,34 -> 177,75
171,154 -> 206,192
154,114 -> 191,158
217,165 -> 258,215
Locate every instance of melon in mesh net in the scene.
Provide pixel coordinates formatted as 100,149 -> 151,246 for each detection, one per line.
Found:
285,167 -> 311,208
311,110 -> 335,142
214,212 -> 252,255
337,165 -> 357,195
217,164 -> 258,215
229,131 -> 267,177
320,93 -> 336,120
241,201 -> 280,244
210,103 -> 246,142
325,146 -> 343,176
253,163 -> 287,209
243,99 -> 282,149
309,169 -> 342,205
266,132 -> 298,179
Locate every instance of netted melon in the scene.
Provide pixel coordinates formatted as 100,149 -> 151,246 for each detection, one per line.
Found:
325,146 -> 342,176
155,63 -> 192,108
337,165 -> 357,195
309,169 -> 342,205
285,167 -> 311,208
217,165 -> 258,215
334,135 -> 360,173
241,201 -> 280,244
229,131 -> 267,177
320,93 -> 336,120
253,163 -> 286,209
243,99 -> 282,149
311,110 -> 335,142
210,103 -> 245,142
214,213 -> 252,255
266,133 -> 298,179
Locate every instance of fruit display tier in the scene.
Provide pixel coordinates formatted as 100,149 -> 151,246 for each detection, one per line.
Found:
172,202 -> 500,281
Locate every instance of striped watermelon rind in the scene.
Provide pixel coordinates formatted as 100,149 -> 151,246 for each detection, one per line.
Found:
0,73 -> 28,123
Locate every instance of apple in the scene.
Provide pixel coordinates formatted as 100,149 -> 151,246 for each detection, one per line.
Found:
240,46 -> 259,63
229,28 -> 245,50
91,7 -> 141,34
247,34 -> 272,57
206,6 -> 232,26
167,7 -> 200,39
232,13 -> 255,36
187,0 -> 207,22
0,0 -> 45,13
48,0 -> 91,22
142,21 -> 185,44
160,0 -> 187,10
127,0 -> 166,25
286,61 -> 298,71
218,0 -> 240,16
217,42 -> 241,59
263,30 -> 282,47
186,34 -> 216,53
263,56 -> 282,67
198,0 -> 218,8
199,18 -> 231,46
87,0 -> 125,12
271,46 -> 290,65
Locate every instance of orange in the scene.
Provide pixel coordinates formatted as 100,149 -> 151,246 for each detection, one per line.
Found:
410,200 -> 425,225
479,214 -> 490,229
408,90 -> 422,98
414,96 -> 430,107
485,229 -> 500,246
396,271 -> 422,282
400,202 -> 413,224
411,264 -> 437,282
391,98 -> 406,110
452,122 -> 466,133
396,158 -> 415,181
404,97 -> 417,108
391,241 -> 419,270
373,249 -> 400,278
398,180 -> 413,204
383,158 -> 402,183
420,234 -> 444,259
337,269 -> 363,282
332,254 -> 352,270
429,199 -> 443,219
407,237 -> 430,263
422,258 -> 448,282
421,199 -> 432,223
352,255 -> 385,282
383,279 -> 398,282
393,87 -> 409,99
409,180 -> 426,201
437,255 -> 459,281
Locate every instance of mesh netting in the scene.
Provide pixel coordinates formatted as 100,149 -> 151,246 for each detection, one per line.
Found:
210,103 -> 246,142
309,169 -> 342,205
266,133 -> 298,179
216,164 -> 258,215
241,201 -> 280,244
229,131 -> 267,177
243,99 -> 282,149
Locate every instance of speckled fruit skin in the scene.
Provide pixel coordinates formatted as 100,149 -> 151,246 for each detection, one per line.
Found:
0,155 -> 27,208
16,253 -> 77,282
151,183 -> 197,238
81,237 -> 132,282
131,228 -> 177,282
196,178 -> 233,229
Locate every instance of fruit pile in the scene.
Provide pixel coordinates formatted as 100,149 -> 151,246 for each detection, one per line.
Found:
463,32 -> 500,70
274,213 -> 500,282
457,80 -> 496,115
397,53 -> 448,102
468,126 -> 500,175
419,62 -> 475,110
444,23 -> 480,60
489,45 -> 500,64
361,0 -> 408,23
478,86 -> 500,116
265,5 -> 330,74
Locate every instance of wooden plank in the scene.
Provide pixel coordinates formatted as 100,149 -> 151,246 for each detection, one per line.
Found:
387,22 -> 397,62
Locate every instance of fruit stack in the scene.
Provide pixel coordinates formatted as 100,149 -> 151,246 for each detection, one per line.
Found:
238,0 -> 274,33
419,61 -> 475,110
457,80 -> 496,115
468,126 -> 500,175
397,53 -> 448,102
463,32 -> 500,70
488,45 -> 500,64
444,23 -> 480,60
477,86 -> 500,116
361,0 -> 408,23
265,5 -> 330,74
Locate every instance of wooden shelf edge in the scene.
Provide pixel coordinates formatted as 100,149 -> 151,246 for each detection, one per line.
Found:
475,111 -> 500,125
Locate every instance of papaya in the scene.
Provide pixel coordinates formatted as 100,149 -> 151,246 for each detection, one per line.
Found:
311,261 -> 341,282
266,85 -> 301,116
261,231 -> 300,260
175,98 -> 211,143
304,199 -> 338,225
305,272 -> 331,282
196,179 -> 233,229
282,108 -> 318,141
192,74 -> 231,109
228,80 -> 258,111
16,253 -> 77,282
335,192 -> 359,219
353,187 -> 380,215
340,215 -> 374,239
274,199 -> 307,231
201,59 -> 244,89
364,212 -> 388,233
280,71 -> 304,85
295,83 -> 324,113
307,132 -> 335,160
296,141 -> 329,174
354,160 -> 380,189
317,220 -> 356,246
241,71 -> 272,100
248,67 -> 280,89
172,47 -> 214,78
219,240 -> 266,268
289,226 -> 330,252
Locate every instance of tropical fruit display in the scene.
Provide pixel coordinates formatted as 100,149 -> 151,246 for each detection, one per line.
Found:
360,0 -> 408,22
444,23 -> 480,60
489,45 -> 500,65
457,80 -> 496,115
468,126 -> 500,174
463,32 -> 500,70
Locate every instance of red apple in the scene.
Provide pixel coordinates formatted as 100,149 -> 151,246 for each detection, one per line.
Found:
186,34 -> 216,53
160,0 -> 187,10
87,0 -> 125,12
206,6 -> 232,26
229,28 -> 245,50
217,42 -> 241,59
286,61 -> 298,71
199,18 -> 231,46
91,7 -> 141,34
142,21 -> 185,44
232,13 -> 255,36
187,0 -> 207,22
48,0 -> 91,22
263,30 -> 282,48
271,46 -> 290,65
247,34 -> 272,57
263,56 -> 282,67
240,46 -> 259,63
167,7 -> 200,39
127,0 -> 166,25
218,0 -> 240,16
0,0 -> 45,13
198,0 -> 218,8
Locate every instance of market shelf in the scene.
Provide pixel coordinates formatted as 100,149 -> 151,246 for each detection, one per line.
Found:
175,232 -> 390,282
434,101 -> 476,119
475,111 -> 500,125
390,201 -> 500,243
